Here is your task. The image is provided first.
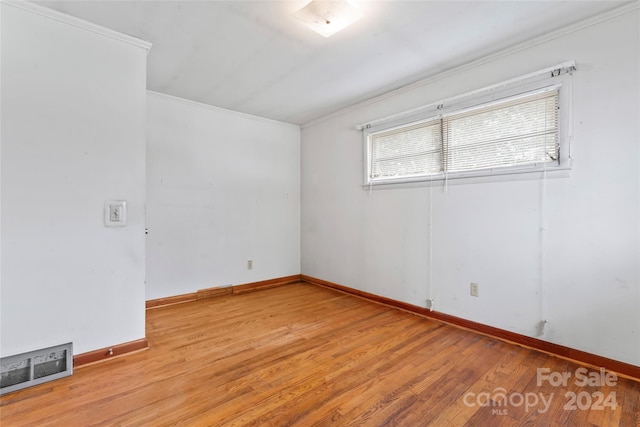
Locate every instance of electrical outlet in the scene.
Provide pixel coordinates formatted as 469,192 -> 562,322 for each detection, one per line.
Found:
470,282 -> 479,297
247,260 -> 253,270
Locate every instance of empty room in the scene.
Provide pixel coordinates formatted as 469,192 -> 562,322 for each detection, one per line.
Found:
1,0 -> 639,425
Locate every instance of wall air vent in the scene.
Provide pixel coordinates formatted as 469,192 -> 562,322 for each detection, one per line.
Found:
1,343 -> 73,394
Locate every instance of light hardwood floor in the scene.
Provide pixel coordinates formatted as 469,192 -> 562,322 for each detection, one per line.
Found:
1,282 -> 639,426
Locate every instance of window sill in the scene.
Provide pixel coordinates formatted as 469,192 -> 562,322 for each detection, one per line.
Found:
362,166 -> 572,190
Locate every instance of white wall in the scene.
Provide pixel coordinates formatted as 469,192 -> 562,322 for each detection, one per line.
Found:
301,8 -> 640,365
1,3 -> 149,356
146,92 -> 300,300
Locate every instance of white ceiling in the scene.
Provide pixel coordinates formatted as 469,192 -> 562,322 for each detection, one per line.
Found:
35,0 -> 628,125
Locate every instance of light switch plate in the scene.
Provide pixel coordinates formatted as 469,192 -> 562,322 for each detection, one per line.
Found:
104,200 -> 127,227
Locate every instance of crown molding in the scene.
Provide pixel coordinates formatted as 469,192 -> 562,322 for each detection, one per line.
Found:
147,90 -> 301,130
3,1 -> 152,52
302,1 -> 639,129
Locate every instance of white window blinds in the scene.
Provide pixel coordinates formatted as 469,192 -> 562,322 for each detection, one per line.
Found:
443,90 -> 559,173
368,89 -> 559,182
369,119 -> 441,179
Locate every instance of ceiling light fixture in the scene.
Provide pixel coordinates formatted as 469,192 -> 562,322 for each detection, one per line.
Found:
292,0 -> 363,38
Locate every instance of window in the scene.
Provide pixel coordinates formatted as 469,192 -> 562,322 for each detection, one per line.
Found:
365,87 -> 565,185
369,119 -> 442,180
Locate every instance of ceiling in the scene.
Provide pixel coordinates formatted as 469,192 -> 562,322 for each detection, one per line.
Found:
36,0 -> 628,125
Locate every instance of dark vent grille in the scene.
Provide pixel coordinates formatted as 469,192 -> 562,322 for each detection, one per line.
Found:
1,343 -> 73,394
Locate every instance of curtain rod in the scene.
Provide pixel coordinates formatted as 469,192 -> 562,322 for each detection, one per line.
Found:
356,61 -> 577,131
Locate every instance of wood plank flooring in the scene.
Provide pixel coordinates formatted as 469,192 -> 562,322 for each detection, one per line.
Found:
1,282 -> 639,426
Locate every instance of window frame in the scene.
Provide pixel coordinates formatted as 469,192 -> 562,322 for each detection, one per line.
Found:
362,76 -> 573,188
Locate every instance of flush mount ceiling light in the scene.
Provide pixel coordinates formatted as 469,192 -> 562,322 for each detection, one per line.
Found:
293,0 -> 363,38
